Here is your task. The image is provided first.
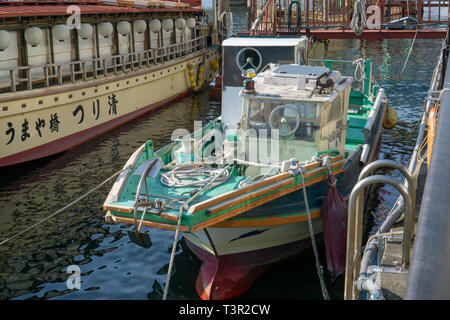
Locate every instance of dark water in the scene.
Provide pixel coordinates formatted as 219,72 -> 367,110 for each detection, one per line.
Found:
0,8 -> 443,300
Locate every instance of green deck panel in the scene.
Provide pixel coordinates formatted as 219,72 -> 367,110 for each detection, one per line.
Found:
345,127 -> 365,144
347,116 -> 368,128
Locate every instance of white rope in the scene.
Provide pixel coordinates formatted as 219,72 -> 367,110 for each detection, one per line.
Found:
350,0 -> 367,36
353,58 -> 365,83
219,10 -> 233,39
0,168 -> 126,247
162,165 -> 232,300
238,166 -> 278,188
400,28 -> 419,79
160,162 -> 231,188
299,168 -> 330,300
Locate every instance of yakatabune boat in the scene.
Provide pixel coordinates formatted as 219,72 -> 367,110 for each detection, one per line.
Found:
103,37 -> 388,299
0,0 -> 219,167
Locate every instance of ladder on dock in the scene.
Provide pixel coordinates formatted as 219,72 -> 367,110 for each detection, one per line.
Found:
344,160 -> 416,300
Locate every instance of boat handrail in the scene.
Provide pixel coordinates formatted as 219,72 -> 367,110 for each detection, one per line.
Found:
1,36 -> 207,93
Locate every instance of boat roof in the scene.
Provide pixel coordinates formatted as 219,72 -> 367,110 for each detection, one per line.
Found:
244,65 -> 352,103
223,37 -> 307,47
0,1 -> 203,18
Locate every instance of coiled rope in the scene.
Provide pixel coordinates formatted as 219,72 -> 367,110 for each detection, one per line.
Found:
350,0 -> 367,36
0,168 -> 126,247
219,10 -> 233,39
160,162 -> 231,188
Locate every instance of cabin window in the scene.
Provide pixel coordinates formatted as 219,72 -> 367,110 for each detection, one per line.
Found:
245,99 -> 320,141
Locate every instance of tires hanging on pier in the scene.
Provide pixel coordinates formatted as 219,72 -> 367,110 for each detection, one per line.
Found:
321,173 -> 348,281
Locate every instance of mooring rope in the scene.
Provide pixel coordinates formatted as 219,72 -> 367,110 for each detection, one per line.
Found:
299,168 -> 330,300
400,28 -> 419,79
160,162 -> 231,188
350,0 -> 367,36
162,164 -> 232,300
0,168 -> 126,247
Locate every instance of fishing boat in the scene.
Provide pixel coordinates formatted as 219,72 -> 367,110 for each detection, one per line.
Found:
103,36 -> 388,300
0,0 -> 219,167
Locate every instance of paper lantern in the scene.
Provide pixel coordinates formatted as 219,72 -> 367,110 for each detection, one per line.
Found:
99,22 -> 113,38
53,24 -> 70,42
175,18 -> 186,30
149,19 -> 161,33
134,20 -> 147,34
117,21 -> 131,36
186,18 -> 196,29
0,30 -> 10,51
162,19 -> 174,32
79,23 -> 93,39
24,27 -> 43,46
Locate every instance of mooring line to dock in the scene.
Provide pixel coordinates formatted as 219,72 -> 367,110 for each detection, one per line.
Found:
162,164 -> 232,300
400,28 -> 419,79
299,168 -> 330,300
0,168 -> 125,247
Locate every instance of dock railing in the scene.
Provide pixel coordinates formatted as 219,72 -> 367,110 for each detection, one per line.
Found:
250,0 -> 449,36
405,28 -> 450,299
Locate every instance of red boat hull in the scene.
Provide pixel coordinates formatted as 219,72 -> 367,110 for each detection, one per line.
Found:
185,235 -> 318,300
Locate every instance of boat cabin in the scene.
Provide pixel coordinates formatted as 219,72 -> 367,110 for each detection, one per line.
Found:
237,64 -> 352,171
221,37 -> 309,128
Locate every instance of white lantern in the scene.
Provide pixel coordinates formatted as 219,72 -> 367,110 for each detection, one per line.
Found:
162,19 -> 174,32
186,18 -> 196,29
53,24 -> 70,42
117,21 -> 131,36
175,18 -> 186,30
79,23 -> 93,39
134,20 -> 147,34
149,19 -> 161,33
99,22 -> 113,38
24,27 -> 43,47
0,30 -> 10,51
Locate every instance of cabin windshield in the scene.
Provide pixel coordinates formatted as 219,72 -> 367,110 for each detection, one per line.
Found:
246,99 -> 321,141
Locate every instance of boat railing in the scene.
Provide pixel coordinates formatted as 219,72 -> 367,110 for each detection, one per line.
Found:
1,35 -> 207,94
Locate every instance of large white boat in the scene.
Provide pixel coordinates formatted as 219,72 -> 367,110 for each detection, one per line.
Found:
0,0 -> 219,167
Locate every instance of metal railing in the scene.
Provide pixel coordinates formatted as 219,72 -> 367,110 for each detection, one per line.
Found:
344,160 -> 415,300
250,0 -> 449,36
1,36 -> 206,93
